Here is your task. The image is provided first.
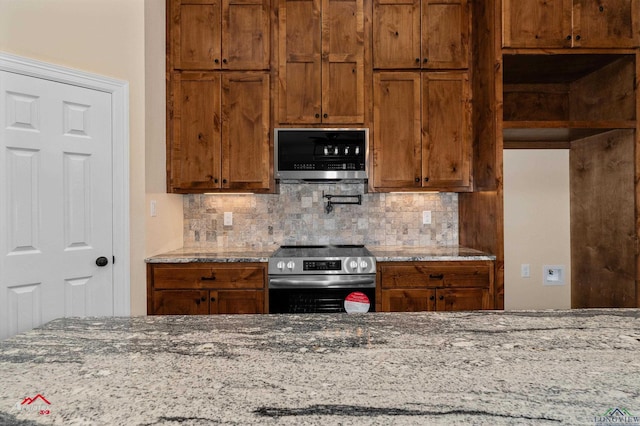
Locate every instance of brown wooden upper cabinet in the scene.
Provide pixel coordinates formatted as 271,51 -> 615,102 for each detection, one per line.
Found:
170,0 -> 270,70
373,0 -> 469,69
277,0 -> 365,123
373,71 -> 471,191
169,72 -> 271,192
502,0 -> 640,48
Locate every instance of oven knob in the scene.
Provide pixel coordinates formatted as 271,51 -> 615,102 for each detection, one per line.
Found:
276,261 -> 286,270
355,147 -> 360,155
360,260 -> 369,270
349,260 -> 358,270
287,261 -> 295,270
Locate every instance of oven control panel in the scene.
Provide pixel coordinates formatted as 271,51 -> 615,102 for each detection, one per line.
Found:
269,257 -> 375,275
304,260 -> 341,271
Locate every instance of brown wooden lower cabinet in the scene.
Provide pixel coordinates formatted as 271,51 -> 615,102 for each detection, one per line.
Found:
147,263 -> 266,315
378,261 -> 493,312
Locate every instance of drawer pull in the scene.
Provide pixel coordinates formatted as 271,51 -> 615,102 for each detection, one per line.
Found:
200,275 -> 216,281
429,274 -> 444,280
439,295 -> 444,301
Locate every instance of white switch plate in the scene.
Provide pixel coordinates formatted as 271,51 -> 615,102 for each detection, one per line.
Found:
223,211 -> 233,226
521,264 -> 530,278
150,200 -> 157,217
422,210 -> 432,225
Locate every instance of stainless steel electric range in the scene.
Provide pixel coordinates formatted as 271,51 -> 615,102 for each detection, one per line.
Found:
268,245 -> 376,313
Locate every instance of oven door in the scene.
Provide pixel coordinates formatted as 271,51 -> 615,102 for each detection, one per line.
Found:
269,274 -> 376,313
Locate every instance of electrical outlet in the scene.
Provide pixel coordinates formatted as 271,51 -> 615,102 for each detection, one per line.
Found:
422,210 -> 432,225
223,212 -> 233,226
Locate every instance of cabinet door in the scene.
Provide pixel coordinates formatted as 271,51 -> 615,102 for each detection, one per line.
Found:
421,0 -> 468,69
502,0 -> 572,48
278,0 -> 322,123
212,290 -> 266,313
152,290 -> 210,315
322,0 -> 365,123
373,72 -> 422,189
172,0 -> 222,70
436,288 -> 490,311
573,0 -> 640,47
221,73 -> 271,190
170,73 -> 222,191
223,0 -> 271,69
381,289 -> 436,311
422,72 -> 471,190
373,0 -> 420,69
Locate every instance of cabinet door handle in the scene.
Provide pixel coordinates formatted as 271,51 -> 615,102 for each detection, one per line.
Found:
415,58 -> 420,63
415,177 -> 420,183
201,296 -> 207,302
222,179 -> 227,184
200,275 -> 216,281
323,113 -> 328,119
214,59 -> 219,64
429,295 -> 435,301
575,35 -> 581,41
439,295 -> 444,301
210,297 -> 216,302
214,178 -> 219,184
429,274 -> 444,280
423,58 -> 428,63
222,59 -> 228,64
315,113 -> 320,118
566,35 -> 572,40
424,177 -> 429,182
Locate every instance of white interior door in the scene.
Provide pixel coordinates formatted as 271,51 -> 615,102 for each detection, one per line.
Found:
0,71 -> 114,339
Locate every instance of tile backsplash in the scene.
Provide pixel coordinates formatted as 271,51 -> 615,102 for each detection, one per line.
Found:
183,183 -> 458,248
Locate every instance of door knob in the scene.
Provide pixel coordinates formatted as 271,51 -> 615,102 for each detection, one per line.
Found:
96,256 -> 109,267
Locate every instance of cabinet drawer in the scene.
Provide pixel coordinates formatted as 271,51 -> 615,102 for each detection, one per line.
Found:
380,263 -> 490,289
152,265 -> 265,289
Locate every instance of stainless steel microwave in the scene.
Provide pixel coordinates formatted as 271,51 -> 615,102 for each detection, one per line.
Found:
274,128 -> 369,181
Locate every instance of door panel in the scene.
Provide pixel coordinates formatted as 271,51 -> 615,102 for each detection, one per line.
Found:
223,0 -> 271,69
0,71 -> 113,339
373,0 -> 420,68
173,0 -> 222,69
278,0 -> 322,123
421,0 -> 468,68
373,72 -> 422,189
422,71 -> 470,190
502,0 -> 572,48
222,73 -> 270,189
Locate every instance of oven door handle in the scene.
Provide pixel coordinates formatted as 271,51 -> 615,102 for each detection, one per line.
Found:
268,275 -> 376,289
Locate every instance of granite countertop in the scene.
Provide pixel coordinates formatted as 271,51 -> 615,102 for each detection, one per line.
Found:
145,246 -> 278,263
367,245 -> 495,262
1,310 -> 639,425
146,245 -> 494,263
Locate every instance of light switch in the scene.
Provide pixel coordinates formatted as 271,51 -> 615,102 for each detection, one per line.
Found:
521,264 -> 530,278
150,200 -> 157,217
223,212 -> 233,226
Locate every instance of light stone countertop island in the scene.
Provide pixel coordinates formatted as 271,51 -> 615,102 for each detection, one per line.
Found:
1,310 -> 639,425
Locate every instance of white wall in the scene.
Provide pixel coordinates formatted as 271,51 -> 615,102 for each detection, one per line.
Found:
0,0 -> 182,315
503,149 -> 571,309
144,1 -> 183,259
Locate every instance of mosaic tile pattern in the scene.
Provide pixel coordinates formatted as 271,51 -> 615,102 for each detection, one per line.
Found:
183,183 -> 458,249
